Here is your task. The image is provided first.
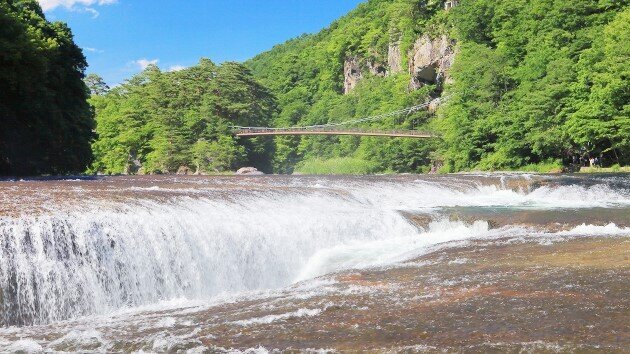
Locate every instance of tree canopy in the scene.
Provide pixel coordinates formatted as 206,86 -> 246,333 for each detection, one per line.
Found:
89,60 -> 276,174
439,0 -> 630,171
0,0 -> 94,176
246,0 -> 630,173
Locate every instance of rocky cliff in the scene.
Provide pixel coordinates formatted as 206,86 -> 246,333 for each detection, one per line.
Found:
342,34 -> 455,94
408,35 -> 455,90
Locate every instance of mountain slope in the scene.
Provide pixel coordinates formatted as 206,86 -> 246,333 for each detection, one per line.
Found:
248,0 -> 629,173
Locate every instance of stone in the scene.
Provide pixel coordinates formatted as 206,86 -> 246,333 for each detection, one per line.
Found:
428,97 -> 442,113
343,56 -> 363,94
176,166 -> 192,175
387,40 -> 402,75
236,167 -> 264,175
367,60 -> 386,77
408,35 -> 455,90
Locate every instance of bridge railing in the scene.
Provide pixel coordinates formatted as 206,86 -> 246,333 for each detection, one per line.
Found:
231,126 -> 435,136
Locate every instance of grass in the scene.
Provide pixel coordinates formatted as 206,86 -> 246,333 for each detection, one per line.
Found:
580,164 -> 630,173
295,157 -> 381,175
516,161 -> 565,173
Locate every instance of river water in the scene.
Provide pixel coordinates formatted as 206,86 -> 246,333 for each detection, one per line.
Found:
0,174 -> 628,352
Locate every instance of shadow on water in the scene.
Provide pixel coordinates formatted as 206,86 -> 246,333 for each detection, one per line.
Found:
0,175 -> 105,182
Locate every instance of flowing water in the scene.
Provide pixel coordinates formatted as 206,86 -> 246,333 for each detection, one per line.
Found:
0,174 -> 628,352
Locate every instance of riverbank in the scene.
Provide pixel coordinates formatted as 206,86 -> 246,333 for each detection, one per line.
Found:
580,166 -> 630,173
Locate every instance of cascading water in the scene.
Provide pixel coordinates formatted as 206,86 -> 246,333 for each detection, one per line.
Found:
0,174 -> 629,329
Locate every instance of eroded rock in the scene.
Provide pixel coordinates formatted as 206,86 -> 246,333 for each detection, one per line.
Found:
408,34 -> 455,90
343,57 -> 363,94
387,40 -> 403,75
367,60 -> 386,77
176,166 -> 192,175
236,167 -> 264,175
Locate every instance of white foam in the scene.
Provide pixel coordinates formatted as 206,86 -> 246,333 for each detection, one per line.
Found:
6,339 -> 43,353
0,175 -> 628,328
296,220 -> 492,281
48,329 -> 105,350
557,223 -> 630,236
232,307 -> 324,326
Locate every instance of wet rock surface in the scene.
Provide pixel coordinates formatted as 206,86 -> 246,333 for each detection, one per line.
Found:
405,206 -> 630,232
0,236 -> 627,352
0,174 -> 628,352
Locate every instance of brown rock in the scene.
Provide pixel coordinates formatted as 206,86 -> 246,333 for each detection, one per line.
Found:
387,40 -> 402,75
343,56 -> 363,94
236,167 -> 264,175
176,166 -> 192,175
408,35 -> 455,90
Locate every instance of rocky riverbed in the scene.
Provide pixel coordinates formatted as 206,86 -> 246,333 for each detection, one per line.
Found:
0,174 -> 628,352
1,236 -> 627,352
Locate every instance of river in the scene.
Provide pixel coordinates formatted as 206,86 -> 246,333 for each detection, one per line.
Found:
0,174 -> 628,352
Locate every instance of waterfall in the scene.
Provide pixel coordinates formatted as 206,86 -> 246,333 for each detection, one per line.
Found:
1,175 -> 628,326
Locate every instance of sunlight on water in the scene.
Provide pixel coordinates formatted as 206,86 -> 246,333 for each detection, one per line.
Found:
0,174 -> 628,330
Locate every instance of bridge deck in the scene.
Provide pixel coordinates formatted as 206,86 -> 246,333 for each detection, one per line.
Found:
234,128 -> 435,138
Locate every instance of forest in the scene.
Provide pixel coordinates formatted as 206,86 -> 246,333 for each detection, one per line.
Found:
248,0 -> 629,173
87,61 -> 276,174
1,0 -> 628,175
0,0 -> 94,176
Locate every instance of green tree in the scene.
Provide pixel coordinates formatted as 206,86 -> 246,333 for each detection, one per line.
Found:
90,60 -> 276,174
566,8 -> 630,165
0,0 -> 94,176
84,73 -> 110,96
192,136 -> 245,173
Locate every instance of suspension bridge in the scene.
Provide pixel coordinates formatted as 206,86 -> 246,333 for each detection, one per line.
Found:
232,97 -> 443,138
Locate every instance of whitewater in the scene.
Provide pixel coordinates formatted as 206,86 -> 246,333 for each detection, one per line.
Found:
0,174 -> 628,351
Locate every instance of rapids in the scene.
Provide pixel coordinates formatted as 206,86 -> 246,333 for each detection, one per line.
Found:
0,174 -> 629,334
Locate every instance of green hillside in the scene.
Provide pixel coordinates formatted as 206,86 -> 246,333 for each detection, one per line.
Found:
248,0 -> 629,173
88,61 -> 276,174
5,0 -> 625,175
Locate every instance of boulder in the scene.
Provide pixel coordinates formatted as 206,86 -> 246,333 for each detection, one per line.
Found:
176,166 -> 192,175
236,167 -> 264,175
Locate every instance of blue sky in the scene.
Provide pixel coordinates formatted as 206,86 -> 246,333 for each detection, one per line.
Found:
40,0 -> 365,86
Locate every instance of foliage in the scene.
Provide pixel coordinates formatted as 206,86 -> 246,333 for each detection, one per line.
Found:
248,0 -> 629,173
84,74 -> 110,96
0,0 -> 94,176
89,60 -> 276,174
247,0 -> 443,174
439,0 -> 630,171
14,0 -> 625,175
295,157 -> 381,175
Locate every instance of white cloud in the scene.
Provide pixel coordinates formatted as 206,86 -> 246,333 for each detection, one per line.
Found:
38,0 -> 117,12
134,59 -> 159,70
168,65 -> 187,72
83,7 -> 100,18
84,47 -> 104,53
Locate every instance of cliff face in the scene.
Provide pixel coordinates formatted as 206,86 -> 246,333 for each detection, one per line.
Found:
408,35 -> 455,90
387,40 -> 403,75
343,57 -> 363,94
342,34 -> 455,94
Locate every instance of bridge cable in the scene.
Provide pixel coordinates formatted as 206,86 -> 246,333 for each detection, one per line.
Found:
231,95 -> 450,131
